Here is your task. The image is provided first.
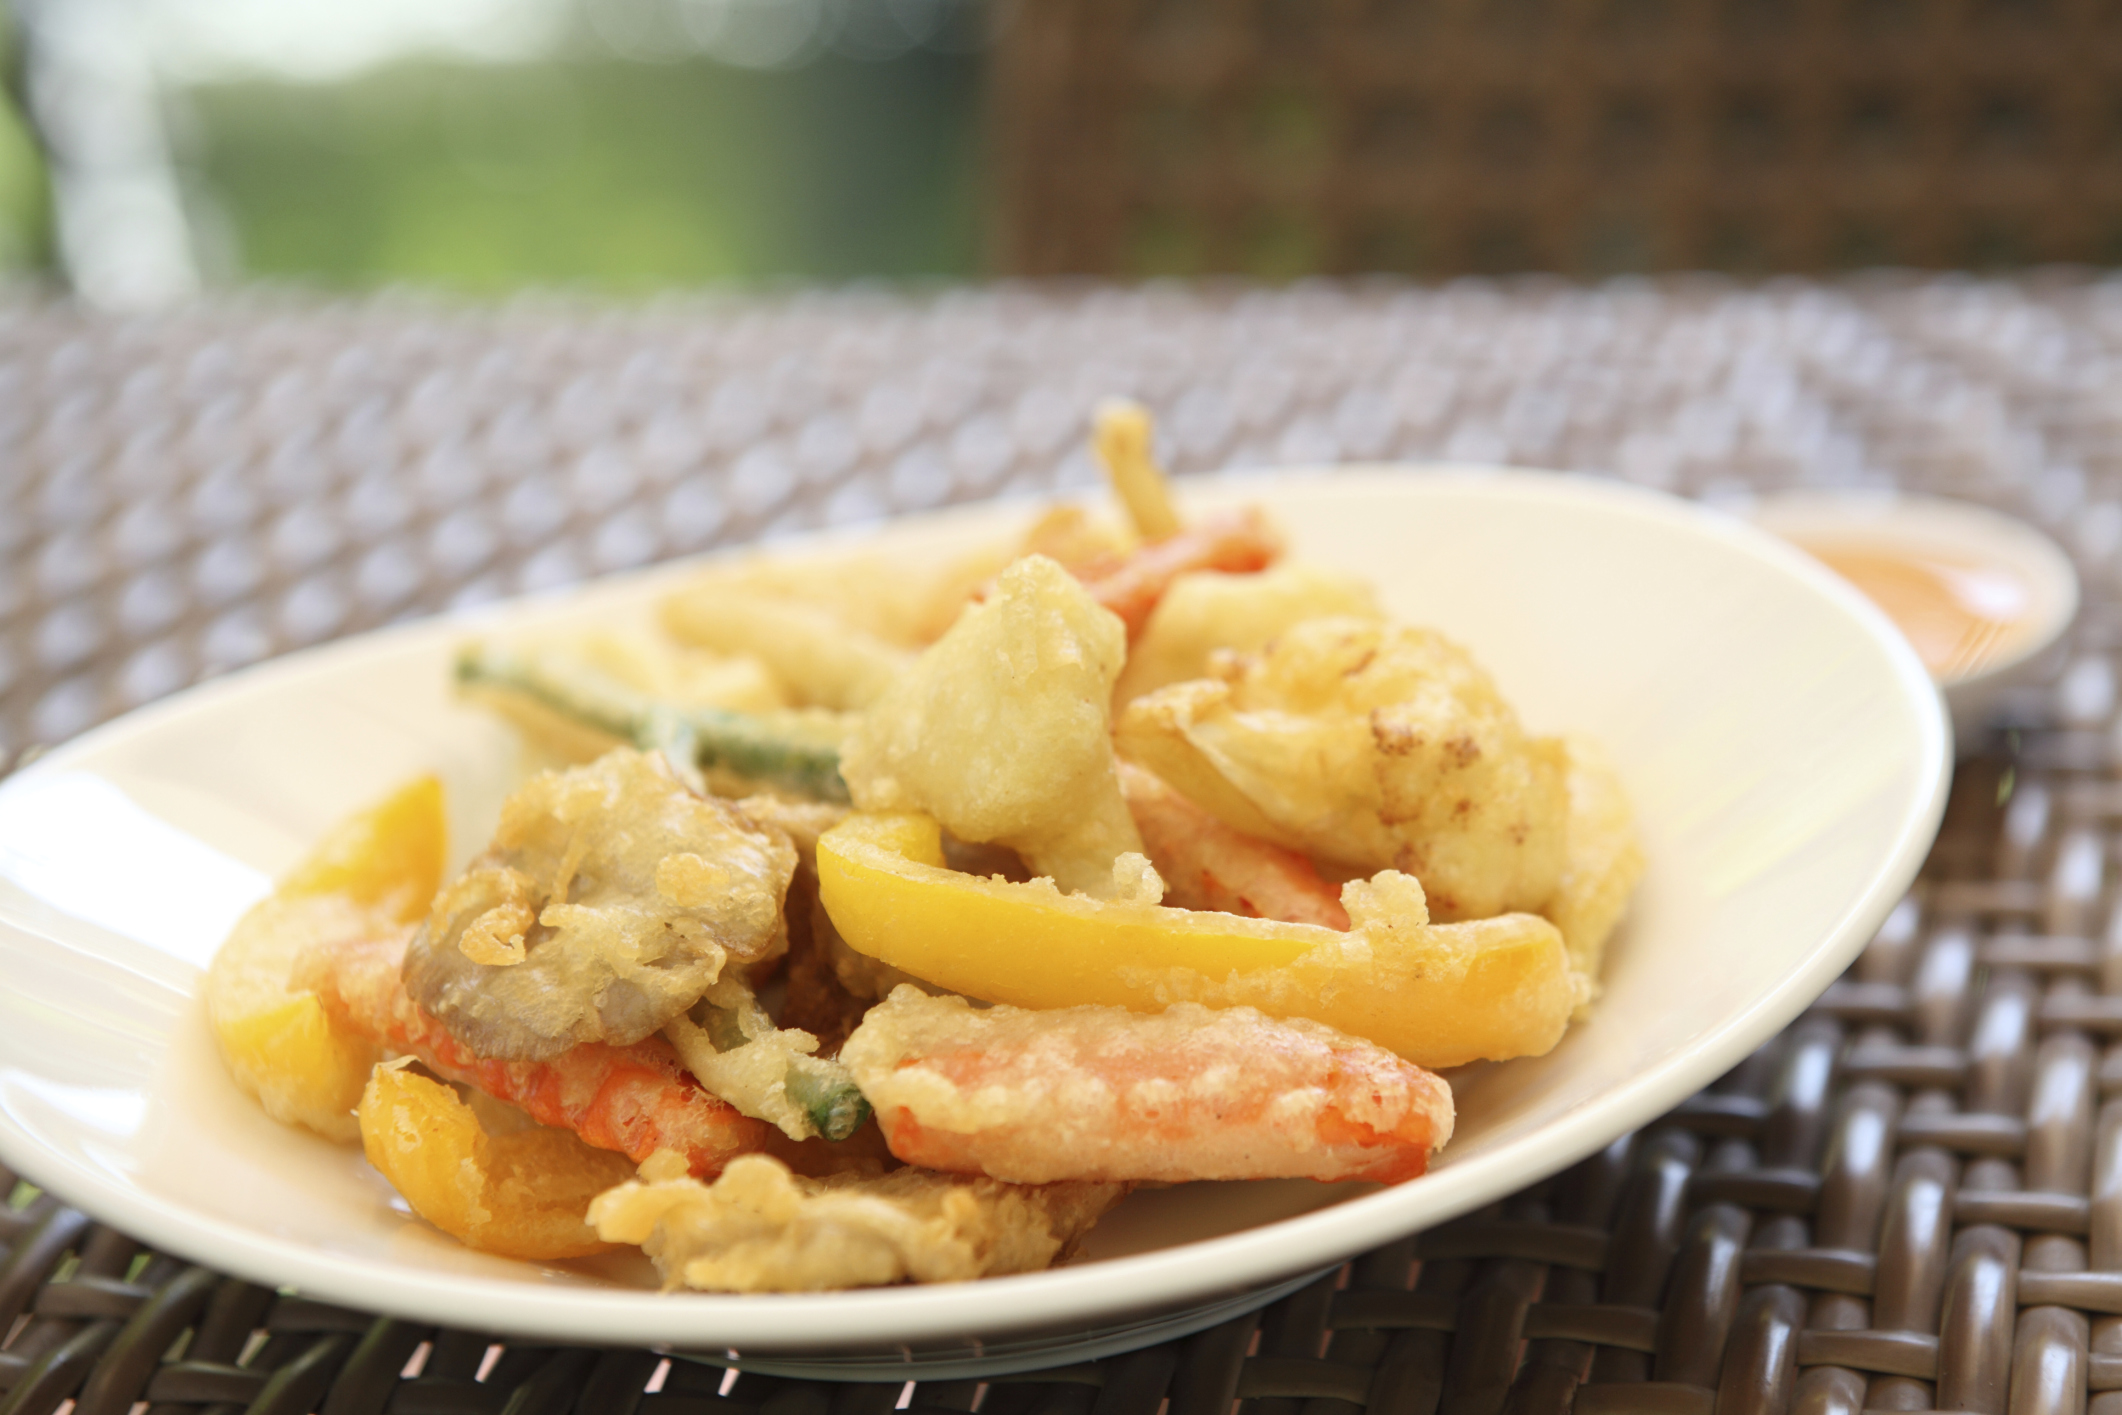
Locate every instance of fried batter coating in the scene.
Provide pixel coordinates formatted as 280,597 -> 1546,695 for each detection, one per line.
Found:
403,750 -> 797,1060
573,629 -> 790,714
207,776 -> 444,1142
728,793 -> 848,863
661,586 -> 913,710
208,893 -> 387,1142
843,988 -> 1453,1186
1117,617 -> 1567,921
840,555 -> 1147,900
307,926 -> 770,1174
726,792 -> 886,1052
663,542 -> 1018,652
1114,562 -> 1382,706
1018,504 -> 1138,572
819,812 -> 1576,1068
665,975 -> 870,1143
780,893 -> 875,1053
589,1149 -> 1124,1291
1120,762 -> 1350,929
360,1062 -> 635,1260
1544,736 -> 1645,1008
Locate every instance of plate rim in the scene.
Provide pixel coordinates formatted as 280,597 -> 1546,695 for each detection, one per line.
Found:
0,465 -> 1953,1354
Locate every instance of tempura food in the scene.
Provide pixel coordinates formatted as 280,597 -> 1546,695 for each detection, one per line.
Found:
842,988 -> 1453,1185
206,403 -> 1643,1293
360,1061 -> 635,1260
1118,617 -> 1569,921
1115,561 -> 1383,706
402,749 -> 797,1060
840,555 -> 1145,900
589,1150 -> 1124,1292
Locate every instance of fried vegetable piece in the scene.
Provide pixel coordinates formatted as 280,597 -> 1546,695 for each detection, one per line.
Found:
844,989 -> 1453,1185
1121,762 -> 1348,929
665,976 -> 871,1143
758,1116 -> 903,1181
402,750 -> 798,1061
840,555 -> 1147,900
1545,736 -> 1645,1005
753,792 -> 883,1052
729,793 -> 849,865
307,928 -> 771,1174
277,776 -> 449,918
206,777 -> 446,1142
589,1149 -> 1125,1291
571,630 -> 789,714
1017,504 -> 1137,574
458,643 -> 849,801
780,892 -> 875,1053
818,812 -> 1576,1068
1075,508 -> 1283,642
209,897 -> 387,1143
360,1063 -> 635,1260
1092,399 -> 1182,542
1114,562 -> 1384,705
660,586 -> 913,710
1117,617 -> 1568,922
664,545 -> 1013,653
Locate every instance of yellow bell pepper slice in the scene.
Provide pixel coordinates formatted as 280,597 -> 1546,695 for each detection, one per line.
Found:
816,811 -> 1576,1069
206,776 -> 447,1141
359,1063 -> 632,1261
278,773 -> 447,924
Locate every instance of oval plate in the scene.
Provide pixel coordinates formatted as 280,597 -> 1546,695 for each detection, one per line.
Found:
0,469 -> 1949,1376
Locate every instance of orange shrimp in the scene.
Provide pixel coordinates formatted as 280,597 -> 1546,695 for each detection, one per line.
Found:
303,929 -> 768,1177
1120,762 -> 1350,929
841,988 -> 1452,1186
1074,506 -> 1283,639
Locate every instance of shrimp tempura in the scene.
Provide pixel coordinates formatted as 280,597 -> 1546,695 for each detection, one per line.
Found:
303,928 -> 769,1176
842,988 -> 1453,1186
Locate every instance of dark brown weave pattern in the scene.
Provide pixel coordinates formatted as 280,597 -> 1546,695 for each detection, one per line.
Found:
3,275 -> 2122,1411
990,0 -> 2122,278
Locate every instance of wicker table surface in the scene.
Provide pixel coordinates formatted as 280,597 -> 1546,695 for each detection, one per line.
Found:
5,274 -> 2122,1415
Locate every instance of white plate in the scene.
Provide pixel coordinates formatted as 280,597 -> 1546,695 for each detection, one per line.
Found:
0,469 -> 1949,1378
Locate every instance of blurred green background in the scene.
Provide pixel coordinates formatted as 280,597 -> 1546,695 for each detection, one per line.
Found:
190,50 -> 983,290
0,16 -> 51,274
0,0 -> 986,292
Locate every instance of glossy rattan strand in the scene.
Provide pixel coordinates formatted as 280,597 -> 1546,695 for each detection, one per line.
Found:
5,276 -> 2122,1413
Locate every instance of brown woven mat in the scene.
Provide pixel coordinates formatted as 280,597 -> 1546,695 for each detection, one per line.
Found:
989,2 -> 2122,278
4,275 -> 2122,1412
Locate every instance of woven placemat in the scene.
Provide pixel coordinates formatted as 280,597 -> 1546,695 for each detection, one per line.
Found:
3,276 -> 2122,1413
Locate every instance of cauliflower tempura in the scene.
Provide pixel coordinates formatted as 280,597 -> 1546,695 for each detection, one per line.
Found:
1119,617 -> 1569,921
840,555 -> 1147,900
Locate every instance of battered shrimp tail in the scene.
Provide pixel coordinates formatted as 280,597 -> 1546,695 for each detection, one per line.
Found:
1078,507 -> 1284,640
842,989 -> 1451,1186
303,929 -> 770,1177
1120,761 -> 1350,929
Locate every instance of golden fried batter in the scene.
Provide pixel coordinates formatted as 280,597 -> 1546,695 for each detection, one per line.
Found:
1544,735 -> 1645,1009
403,750 -> 797,1060
1117,617 -> 1567,921
842,989 -> 1453,1185
1114,561 -> 1383,706
840,555 -> 1147,899
589,1150 -> 1124,1291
